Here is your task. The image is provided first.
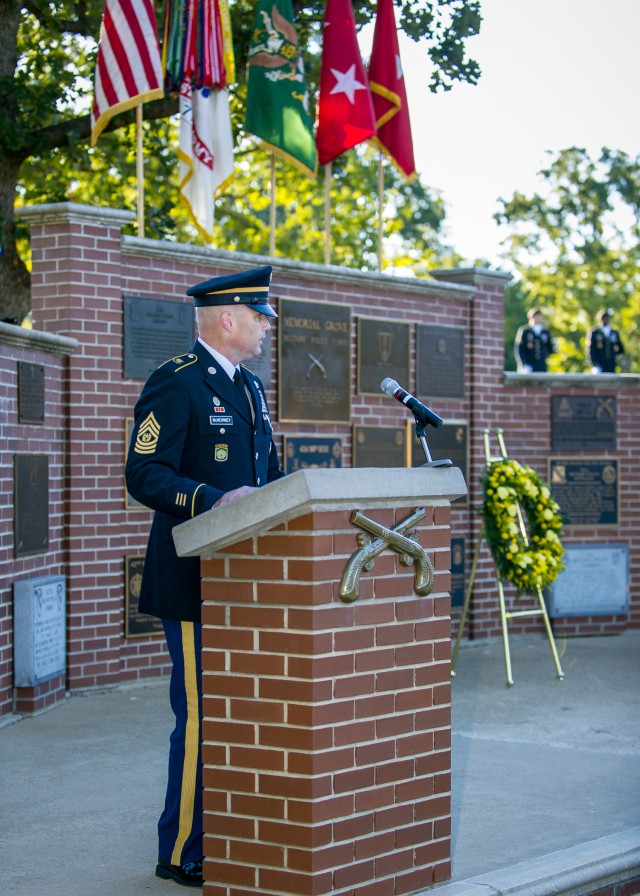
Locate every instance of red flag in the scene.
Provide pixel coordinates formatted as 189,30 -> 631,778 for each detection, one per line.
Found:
368,0 -> 416,180
91,0 -> 164,145
316,0 -> 376,165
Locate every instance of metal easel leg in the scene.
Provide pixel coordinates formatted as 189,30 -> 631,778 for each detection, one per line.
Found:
535,586 -> 565,680
497,578 -> 515,687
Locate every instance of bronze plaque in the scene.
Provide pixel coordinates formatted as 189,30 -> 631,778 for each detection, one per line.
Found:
417,325 -> 465,399
548,457 -> 619,527
451,537 -> 465,608
352,425 -> 406,467
283,436 -> 343,473
125,555 -> 164,638
14,454 -> 49,556
123,296 -> 195,380
18,362 -> 45,424
357,317 -> 410,395
551,396 -> 616,451
278,298 -> 351,423
408,421 -> 468,500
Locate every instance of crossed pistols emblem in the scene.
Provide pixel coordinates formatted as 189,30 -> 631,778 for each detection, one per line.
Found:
339,508 -> 433,603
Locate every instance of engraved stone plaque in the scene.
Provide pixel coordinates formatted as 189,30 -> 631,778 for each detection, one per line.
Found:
451,537 -> 465,608
14,575 -> 66,686
14,454 -> 49,556
18,361 -> 45,424
357,317 -> 410,395
123,296 -> 195,380
125,555 -> 164,638
283,436 -> 343,473
548,457 -> 619,527
352,425 -> 406,467
409,421 -> 468,501
278,298 -> 351,423
547,544 -> 629,617
417,324 -> 465,399
551,396 -> 616,451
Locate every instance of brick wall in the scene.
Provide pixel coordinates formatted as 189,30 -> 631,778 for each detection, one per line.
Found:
1,201 -> 638,718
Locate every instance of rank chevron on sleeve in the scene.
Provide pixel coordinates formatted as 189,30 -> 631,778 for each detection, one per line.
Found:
134,412 -> 160,454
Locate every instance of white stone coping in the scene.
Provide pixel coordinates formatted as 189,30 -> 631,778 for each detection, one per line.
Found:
173,466 -> 467,559
423,826 -> 640,896
504,371 -> 640,388
15,201 -> 135,228
0,321 -> 78,356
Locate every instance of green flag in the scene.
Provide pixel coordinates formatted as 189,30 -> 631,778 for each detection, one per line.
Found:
245,0 -> 317,178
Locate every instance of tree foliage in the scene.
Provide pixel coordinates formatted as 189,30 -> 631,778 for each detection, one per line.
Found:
497,147 -> 639,373
1,0 -> 481,322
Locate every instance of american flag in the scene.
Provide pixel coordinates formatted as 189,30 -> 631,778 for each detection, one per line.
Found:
91,0 -> 164,145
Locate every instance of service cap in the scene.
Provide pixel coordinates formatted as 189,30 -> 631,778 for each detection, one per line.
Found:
187,265 -> 277,318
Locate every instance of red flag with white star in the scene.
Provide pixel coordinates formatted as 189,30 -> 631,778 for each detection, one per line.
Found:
315,0 -> 376,165
368,0 -> 416,180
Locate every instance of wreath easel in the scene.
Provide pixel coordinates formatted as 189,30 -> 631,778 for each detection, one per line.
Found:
452,429 -> 566,686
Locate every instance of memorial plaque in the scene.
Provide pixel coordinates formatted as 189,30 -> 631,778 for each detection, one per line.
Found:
408,421 -> 468,500
14,454 -> 49,556
283,436 -> 343,473
123,295 -> 195,380
352,425 -> 406,467
451,537 -> 465,608
244,332 -> 273,389
357,317 -> 410,395
18,361 -> 45,424
547,544 -> 629,617
549,457 -> 619,527
278,298 -> 351,423
551,395 -> 616,451
125,555 -> 164,638
14,575 -> 66,686
417,324 -> 465,399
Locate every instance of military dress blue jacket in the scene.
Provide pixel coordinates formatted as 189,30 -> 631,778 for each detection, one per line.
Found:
125,341 -> 284,622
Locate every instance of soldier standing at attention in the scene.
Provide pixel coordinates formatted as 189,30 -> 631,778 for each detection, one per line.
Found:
515,308 -> 554,373
126,265 -> 284,888
587,308 -> 625,372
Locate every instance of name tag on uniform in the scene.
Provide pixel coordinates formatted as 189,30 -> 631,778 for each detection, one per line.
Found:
210,415 -> 233,425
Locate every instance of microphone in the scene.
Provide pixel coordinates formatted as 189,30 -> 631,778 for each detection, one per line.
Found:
380,378 -> 443,428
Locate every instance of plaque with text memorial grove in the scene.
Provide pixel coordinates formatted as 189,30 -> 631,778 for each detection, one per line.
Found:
278,298 -> 351,423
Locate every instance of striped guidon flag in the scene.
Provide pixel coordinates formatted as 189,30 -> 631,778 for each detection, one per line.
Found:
91,0 -> 164,145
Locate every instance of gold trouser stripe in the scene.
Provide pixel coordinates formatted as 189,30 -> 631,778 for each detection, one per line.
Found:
171,621 -> 200,866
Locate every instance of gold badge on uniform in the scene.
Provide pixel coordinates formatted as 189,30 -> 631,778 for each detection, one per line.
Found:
215,444 -> 229,462
134,412 -> 160,454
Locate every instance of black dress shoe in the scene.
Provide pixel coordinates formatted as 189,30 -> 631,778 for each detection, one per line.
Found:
156,857 -> 203,887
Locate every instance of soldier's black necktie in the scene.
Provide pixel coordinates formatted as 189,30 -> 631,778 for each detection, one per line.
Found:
233,368 -> 252,418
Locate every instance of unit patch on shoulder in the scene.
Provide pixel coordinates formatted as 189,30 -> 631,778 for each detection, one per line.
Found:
215,444 -> 229,462
134,412 -> 160,454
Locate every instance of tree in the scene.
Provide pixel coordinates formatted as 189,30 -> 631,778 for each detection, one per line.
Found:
496,147 -> 640,373
1,0 -> 481,323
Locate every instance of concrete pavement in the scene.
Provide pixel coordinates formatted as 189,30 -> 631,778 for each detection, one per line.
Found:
1,631 -> 639,895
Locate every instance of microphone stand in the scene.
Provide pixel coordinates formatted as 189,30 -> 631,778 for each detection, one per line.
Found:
414,415 -> 452,468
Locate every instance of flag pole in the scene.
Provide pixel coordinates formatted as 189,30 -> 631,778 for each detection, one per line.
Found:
377,153 -> 384,272
324,162 -> 332,266
269,153 -> 276,257
136,104 -> 145,237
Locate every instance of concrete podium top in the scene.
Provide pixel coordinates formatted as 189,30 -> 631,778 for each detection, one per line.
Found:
173,466 -> 467,558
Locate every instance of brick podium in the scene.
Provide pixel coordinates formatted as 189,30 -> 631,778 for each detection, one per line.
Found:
173,467 -> 467,896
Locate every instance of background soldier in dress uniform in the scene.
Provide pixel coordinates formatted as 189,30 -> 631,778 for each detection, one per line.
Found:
587,308 -> 625,373
514,308 -> 554,372
126,265 -> 284,888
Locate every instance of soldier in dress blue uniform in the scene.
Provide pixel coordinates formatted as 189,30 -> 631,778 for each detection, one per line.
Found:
125,265 -> 284,888
587,308 -> 625,373
514,308 -> 554,372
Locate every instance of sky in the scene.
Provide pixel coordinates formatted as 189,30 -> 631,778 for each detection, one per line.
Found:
393,0 -> 640,270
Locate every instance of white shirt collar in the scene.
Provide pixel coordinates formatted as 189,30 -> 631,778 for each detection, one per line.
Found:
198,337 -> 237,380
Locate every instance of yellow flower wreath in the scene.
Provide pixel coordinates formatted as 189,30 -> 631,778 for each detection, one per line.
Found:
481,458 -> 565,594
